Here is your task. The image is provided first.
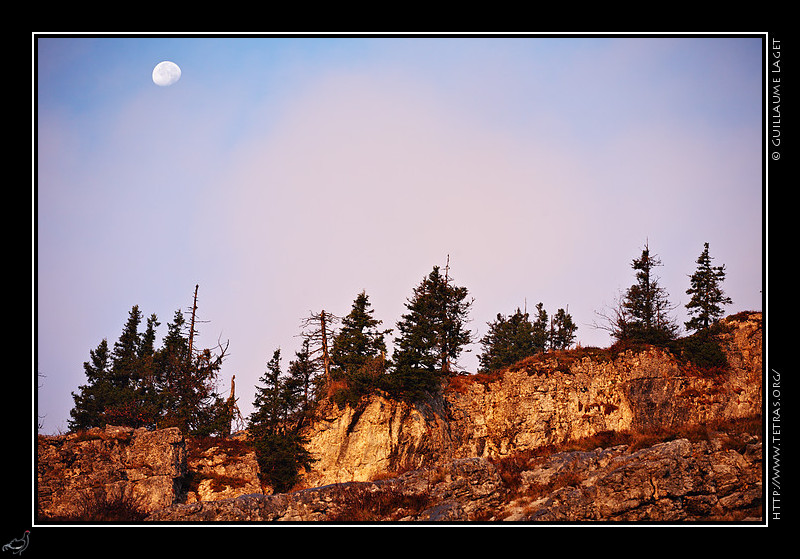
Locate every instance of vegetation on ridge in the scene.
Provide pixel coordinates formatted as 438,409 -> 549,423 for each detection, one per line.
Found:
66,240 -> 739,495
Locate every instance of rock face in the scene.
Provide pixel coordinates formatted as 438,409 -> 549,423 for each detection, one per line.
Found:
37,426 -> 186,520
148,429 -> 761,522
504,430 -> 762,521
38,313 -> 763,522
301,395 -> 452,487
148,456 -> 507,522
302,313 -> 762,486
184,434 -> 261,503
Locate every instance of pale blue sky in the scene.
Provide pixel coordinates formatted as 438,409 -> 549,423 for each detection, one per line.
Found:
36,34 -> 764,434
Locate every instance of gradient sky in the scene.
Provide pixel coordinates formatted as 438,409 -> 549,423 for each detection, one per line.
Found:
35,34 -> 764,434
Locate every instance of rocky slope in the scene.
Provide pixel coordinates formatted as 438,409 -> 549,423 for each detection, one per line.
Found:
147,425 -> 762,522
37,426 -> 186,520
38,312 -> 763,523
301,312 -> 762,487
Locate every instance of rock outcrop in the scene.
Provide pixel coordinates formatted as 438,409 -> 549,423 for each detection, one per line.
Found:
148,456 -> 506,522
183,434 -> 261,503
503,428 -> 762,521
37,425 -> 186,520
301,312 -> 762,487
38,312 -> 763,522
148,427 -> 761,522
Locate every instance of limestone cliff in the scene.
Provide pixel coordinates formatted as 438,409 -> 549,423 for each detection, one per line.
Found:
147,427 -> 761,522
301,312 -> 762,487
37,426 -> 186,520
38,312 -> 763,522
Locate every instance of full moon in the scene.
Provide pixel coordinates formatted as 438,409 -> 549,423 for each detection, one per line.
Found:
152,61 -> 181,86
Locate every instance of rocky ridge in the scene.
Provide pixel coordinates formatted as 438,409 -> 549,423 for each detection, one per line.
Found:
146,425 -> 761,522
301,312 -> 762,487
37,312 -> 763,523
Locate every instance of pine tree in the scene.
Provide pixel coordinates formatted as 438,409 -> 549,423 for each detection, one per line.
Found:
685,242 -> 732,333
248,349 -> 315,494
478,308 -> 537,371
390,261 -> 474,400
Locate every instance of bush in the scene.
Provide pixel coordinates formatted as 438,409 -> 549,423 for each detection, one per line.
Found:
670,328 -> 730,373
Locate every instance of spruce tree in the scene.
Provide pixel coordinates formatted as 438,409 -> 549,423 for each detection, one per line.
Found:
154,307 -> 227,435
154,310 -> 192,430
685,242 -> 732,333
136,313 -> 161,428
69,289 -> 229,434
285,339 -> 319,426
70,306 -> 152,429
390,262 -> 474,400
531,302 -> 549,354
478,308 -> 537,371
615,243 -> 678,345
69,338 -> 113,431
249,349 -> 315,494
330,291 -> 390,399
548,308 -> 578,351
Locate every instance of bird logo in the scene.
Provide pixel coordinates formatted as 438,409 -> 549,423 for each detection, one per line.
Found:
2,531 -> 29,555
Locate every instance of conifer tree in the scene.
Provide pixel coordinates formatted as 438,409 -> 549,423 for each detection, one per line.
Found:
548,308 -> 578,351
248,349 -> 315,494
299,310 -> 340,392
612,243 -> 679,345
478,308 -> 537,371
531,302 -> 549,354
70,306 -> 152,429
109,305 -> 143,397
155,307 -> 227,434
69,287 -> 229,434
390,261 -> 474,400
285,339 -> 319,427
136,313 -> 161,427
330,291 -> 390,397
69,338 -> 112,431
685,242 -> 732,333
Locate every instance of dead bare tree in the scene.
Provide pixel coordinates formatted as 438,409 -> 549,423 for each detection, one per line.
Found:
298,309 -> 340,392
226,374 -> 245,433
170,284 -> 231,434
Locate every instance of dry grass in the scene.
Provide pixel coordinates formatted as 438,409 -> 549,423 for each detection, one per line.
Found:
40,490 -> 149,522
524,470 -> 584,501
490,415 -> 762,495
326,484 -> 431,522
187,435 -> 253,460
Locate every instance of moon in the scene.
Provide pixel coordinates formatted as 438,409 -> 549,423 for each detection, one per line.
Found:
152,61 -> 181,87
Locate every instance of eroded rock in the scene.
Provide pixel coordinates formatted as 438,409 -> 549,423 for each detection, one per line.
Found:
37,426 -> 186,520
